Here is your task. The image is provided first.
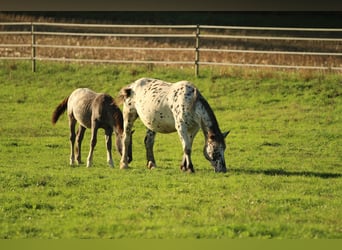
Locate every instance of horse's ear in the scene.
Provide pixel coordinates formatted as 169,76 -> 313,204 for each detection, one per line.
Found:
222,131 -> 230,139
118,87 -> 132,100
117,87 -> 132,104
123,88 -> 132,98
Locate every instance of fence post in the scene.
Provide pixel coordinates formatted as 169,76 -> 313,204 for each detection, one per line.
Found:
195,24 -> 200,77
31,22 -> 36,72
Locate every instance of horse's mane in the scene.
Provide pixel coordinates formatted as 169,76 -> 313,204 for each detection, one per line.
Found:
197,93 -> 223,139
111,99 -> 124,134
101,93 -> 124,133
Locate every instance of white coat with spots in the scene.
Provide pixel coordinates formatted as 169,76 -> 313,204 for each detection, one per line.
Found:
119,78 -> 229,173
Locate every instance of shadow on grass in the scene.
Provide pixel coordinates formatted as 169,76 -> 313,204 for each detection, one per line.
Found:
231,167 -> 342,179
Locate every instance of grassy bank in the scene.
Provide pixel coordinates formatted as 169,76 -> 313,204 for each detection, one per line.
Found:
0,61 -> 341,238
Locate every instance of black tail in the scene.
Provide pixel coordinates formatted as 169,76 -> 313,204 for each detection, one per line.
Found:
52,96 -> 69,125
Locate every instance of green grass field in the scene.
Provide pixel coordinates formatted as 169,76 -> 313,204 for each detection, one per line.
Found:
0,61 -> 341,239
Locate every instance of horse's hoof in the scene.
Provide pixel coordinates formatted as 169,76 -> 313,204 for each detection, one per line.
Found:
120,162 -> 128,170
147,161 -> 156,169
180,166 -> 187,172
187,168 -> 195,174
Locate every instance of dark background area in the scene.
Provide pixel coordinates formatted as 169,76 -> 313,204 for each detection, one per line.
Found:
1,12 -> 341,28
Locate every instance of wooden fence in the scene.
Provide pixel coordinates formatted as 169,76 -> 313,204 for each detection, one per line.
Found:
0,22 -> 342,75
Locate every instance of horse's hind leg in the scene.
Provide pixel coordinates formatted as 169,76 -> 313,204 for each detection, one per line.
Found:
69,115 -> 77,165
87,123 -> 99,168
75,125 -> 86,165
105,128 -> 114,167
144,129 -> 156,169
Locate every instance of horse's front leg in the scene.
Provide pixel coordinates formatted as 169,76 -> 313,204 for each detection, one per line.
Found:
120,105 -> 137,169
87,123 -> 99,168
177,125 -> 196,173
69,115 -> 77,165
105,128 -> 114,168
180,149 -> 194,173
145,129 -> 156,169
75,125 -> 86,165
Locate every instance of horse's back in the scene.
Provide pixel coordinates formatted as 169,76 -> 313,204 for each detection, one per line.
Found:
68,88 -> 98,128
68,88 -> 97,107
126,78 -> 199,133
131,78 -> 196,103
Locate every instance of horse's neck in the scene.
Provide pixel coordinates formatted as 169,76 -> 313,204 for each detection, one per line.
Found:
197,96 -> 221,138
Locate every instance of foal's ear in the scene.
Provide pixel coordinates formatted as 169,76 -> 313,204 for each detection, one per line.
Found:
222,131 -> 230,139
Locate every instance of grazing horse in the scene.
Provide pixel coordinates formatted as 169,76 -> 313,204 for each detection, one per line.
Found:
118,78 -> 229,173
52,88 -> 132,168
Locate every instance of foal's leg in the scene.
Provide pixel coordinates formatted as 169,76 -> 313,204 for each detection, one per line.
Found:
87,123 -> 99,168
144,129 -> 156,169
75,125 -> 86,165
105,128 -> 114,168
69,115 -> 77,165
120,105 -> 138,169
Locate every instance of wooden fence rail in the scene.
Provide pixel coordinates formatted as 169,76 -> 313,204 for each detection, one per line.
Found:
0,22 -> 341,75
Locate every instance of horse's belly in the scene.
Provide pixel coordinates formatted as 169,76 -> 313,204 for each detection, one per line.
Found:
74,111 -> 92,128
139,109 -> 176,133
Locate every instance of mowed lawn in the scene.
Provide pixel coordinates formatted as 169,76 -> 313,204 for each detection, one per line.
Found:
0,61 -> 341,239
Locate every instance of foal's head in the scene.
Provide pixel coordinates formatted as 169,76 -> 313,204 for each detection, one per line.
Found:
203,131 -> 230,173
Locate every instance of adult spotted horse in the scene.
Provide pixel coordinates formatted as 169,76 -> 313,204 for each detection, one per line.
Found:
118,78 -> 229,173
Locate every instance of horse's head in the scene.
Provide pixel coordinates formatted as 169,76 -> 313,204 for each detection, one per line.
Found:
203,131 -> 230,173
115,130 -> 134,163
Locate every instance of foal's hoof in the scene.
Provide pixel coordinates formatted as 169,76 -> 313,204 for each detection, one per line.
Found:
147,161 -> 156,169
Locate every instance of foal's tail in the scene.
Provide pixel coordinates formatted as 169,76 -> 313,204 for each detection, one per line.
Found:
52,96 -> 69,125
